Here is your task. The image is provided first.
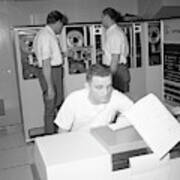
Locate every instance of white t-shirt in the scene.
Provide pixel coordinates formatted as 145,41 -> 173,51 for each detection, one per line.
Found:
103,24 -> 129,66
33,25 -> 63,67
54,88 -> 133,132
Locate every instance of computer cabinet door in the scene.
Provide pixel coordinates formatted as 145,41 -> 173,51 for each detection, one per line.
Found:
0,14 -> 21,129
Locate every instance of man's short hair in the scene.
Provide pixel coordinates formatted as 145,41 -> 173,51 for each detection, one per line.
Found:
102,7 -> 123,23
46,10 -> 67,25
86,64 -> 111,82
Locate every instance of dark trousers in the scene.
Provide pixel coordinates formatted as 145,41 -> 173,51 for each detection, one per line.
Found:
38,66 -> 64,134
112,64 -> 131,93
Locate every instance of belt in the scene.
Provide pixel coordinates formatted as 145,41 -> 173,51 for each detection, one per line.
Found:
51,65 -> 63,68
38,65 -> 62,69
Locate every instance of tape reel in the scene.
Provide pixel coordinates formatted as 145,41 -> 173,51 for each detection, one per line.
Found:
67,30 -> 84,48
149,26 -> 160,44
20,36 -> 34,54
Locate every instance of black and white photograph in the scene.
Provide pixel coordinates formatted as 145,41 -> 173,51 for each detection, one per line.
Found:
0,0 -> 180,180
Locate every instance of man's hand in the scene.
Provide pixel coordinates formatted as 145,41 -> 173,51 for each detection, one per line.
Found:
46,87 -> 55,100
42,59 -> 55,100
58,127 -> 70,133
111,54 -> 120,73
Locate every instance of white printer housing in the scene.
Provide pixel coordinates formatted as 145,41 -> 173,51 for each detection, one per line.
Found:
34,94 -> 180,180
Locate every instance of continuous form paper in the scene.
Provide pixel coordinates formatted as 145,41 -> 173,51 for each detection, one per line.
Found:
122,93 -> 180,159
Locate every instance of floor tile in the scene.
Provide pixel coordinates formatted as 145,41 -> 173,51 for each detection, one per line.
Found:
0,165 -> 34,180
0,132 -> 25,150
0,146 -> 30,170
0,118 -> 37,179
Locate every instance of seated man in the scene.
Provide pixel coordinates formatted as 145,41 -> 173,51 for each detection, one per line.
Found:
54,64 -> 133,133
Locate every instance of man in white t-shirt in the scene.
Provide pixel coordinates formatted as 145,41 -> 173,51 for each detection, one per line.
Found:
55,64 -> 133,133
33,10 -> 67,135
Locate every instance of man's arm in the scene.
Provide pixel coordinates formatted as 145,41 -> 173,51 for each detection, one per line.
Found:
108,93 -> 134,130
54,94 -> 75,132
110,54 -> 120,73
42,59 -> 54,100
108,115 -> 132,131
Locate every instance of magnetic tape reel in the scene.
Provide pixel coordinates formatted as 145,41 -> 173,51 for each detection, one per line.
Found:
149,26 -> 160,44
20,35 -> 34,54
66,30 -> 84,48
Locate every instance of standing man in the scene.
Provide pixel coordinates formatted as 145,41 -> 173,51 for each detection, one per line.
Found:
33,10 -> 67,135
101,7 -> 130,93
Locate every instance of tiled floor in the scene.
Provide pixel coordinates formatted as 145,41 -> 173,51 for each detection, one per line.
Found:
0,124 -> 40,180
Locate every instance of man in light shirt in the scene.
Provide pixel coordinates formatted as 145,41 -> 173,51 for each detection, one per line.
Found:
55,64 -> 133,133
33,10 -> 67,135
101,7 -> 130,93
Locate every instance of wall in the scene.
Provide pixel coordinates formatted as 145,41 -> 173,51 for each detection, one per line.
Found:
0,13 -> 21,127
0,0 -> 138,26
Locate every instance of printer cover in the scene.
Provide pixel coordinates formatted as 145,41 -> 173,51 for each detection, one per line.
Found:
123,93 -> 180,159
